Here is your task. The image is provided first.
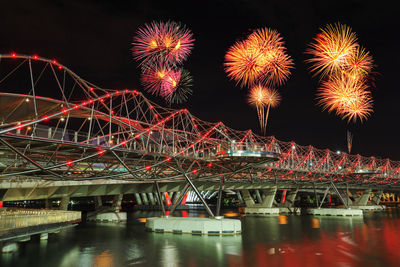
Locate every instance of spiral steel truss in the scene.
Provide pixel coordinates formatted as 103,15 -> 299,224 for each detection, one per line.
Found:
0,54 -> 399,194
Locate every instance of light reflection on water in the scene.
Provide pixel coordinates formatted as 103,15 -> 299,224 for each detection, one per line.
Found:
1,208 -> 400,266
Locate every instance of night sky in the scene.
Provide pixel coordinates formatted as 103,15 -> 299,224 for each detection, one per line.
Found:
1,0 -> 399,159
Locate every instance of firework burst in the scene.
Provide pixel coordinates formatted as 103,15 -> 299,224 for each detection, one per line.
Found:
140,63 -> 171,96
224,27 -> 294,88
317,74 -> 373,122
344,46 -> 373,80
165,69 -> 193,104
132,21 -> 194,66
224,41 -> 266,87
306,23 -> 358,78
307,22 -> 376,123
248,85 -> 281,134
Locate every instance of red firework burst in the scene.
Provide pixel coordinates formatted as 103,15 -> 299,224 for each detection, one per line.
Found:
132,21 -> 194,66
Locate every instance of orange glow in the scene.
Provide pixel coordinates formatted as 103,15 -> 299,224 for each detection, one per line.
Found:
137,218 -> 147,223
278,215 -> 288,225
223,212 -> 239,217
311,217 -> 320,228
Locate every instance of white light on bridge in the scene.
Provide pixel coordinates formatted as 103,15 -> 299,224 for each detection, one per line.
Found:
336,150 -> 341,155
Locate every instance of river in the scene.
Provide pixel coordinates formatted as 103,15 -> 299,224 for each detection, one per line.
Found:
1,207 -> 400,266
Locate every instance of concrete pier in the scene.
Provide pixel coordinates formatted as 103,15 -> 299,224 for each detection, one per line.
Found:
145,217 -> 241,235
87,212 -> 127,222
349,205 -> 385,211
243,207 -> 280,215
307,208 -> 363,216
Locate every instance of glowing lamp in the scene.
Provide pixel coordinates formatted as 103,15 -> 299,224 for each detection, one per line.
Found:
207,162 -> 212,167
192,169 -> 198,174
52,59 -> 57,64
43,116 -> 49,121
11,52 -> 17,57
145,165 -> 151,170
32,55 -> 39,60
66,160 -> 73,166
166,157 -> 171,162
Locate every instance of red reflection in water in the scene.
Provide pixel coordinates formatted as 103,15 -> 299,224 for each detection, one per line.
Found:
181,210 -> 188,217
239,218 -> 400,267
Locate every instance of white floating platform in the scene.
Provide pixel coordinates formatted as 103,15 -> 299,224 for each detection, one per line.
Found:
307,208 -> 363,217
350,205 -> 385,211
243,207 -> 280,215
2,243 -> 18,253
145,217 -> 241,235
87,212 -> 127,222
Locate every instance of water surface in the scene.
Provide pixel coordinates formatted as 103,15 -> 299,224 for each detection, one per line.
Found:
2,208 -> 400,266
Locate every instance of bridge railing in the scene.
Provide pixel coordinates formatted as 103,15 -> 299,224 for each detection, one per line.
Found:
0,208 -> 81,234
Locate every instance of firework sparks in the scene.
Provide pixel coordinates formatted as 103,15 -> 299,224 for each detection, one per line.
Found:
224,40 -> 265,87
247,28 -> 294,87
140,63 -> 171,96
165,69 -> 193,104
248,85 -> 281,134
224,27 -> 293,88
317,74 -> 373,122
306,23 -> 358,78
308,22 -> 375,123
344,46 -> 374,80
132,21 -> 195,66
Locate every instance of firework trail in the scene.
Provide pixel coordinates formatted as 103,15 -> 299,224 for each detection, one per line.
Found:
248,85 -> 281,134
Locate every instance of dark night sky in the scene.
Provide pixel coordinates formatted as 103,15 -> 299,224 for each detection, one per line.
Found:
1,0 -> 399,159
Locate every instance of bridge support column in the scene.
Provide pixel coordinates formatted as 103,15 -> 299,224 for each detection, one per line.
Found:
141,193 -> 149,206
261,187 -> 277,208
307,182 -> 363,216
134,193 -> 142,205
241,190 -> 255,207
372,191 -> 383,205
88,194 -> 127,222
255,190 -> 262,204
242,187 -> 279,215
45,199 -> 52,209
279,188 -> 300,214
350,190 -> 385,211
236,191 -> 244,204
112,194 -> 123,212
59,196 -> 70,210
94,196 -> 102,209
147,193 -> 156,206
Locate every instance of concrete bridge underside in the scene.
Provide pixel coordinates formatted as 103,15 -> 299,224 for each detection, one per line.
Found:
1,177 -> 398,202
